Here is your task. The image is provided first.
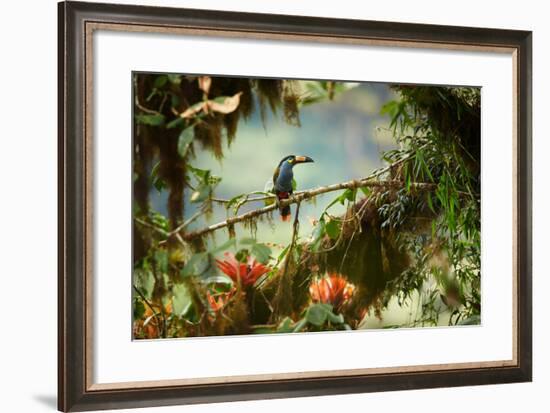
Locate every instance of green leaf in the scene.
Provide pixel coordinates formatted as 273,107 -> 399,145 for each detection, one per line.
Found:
133,298 -> 146,320
326,311 -> 344,324
226,194 -> 245,210
426,193 -> 435,213
154,75 -> 168,88
150,161 -> 167,193
190,184 -> 211,203
154,250 -> 169,273
177,126 -> 195,157
166,117 -> 184,129
167,74 -> 182,85
380,100 -> 399,116
210,238 -> 236,254
188,165 -> 210,181
293,317 -> 308,332
360,186 -> 371,197
153,177 -> 166,193
251,243 -> 272,264
135,113 -> 165,126
172,283 -> 192,316
458,315 -> 481,325
325,218 -> 341,240
276,317 -> 295,333
181,252 -> 208,277
323,192 -> 346,213
134,269 -> 155,299
310,219 -> 326,251
339,188 -> 357,205
239,238 -> 271,263
150,211 -> 169,232
306,303 -> 330,326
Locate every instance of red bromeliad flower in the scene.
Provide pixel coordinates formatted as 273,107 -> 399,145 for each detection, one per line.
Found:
215,252 -> 270,287
309,273 -> 355,309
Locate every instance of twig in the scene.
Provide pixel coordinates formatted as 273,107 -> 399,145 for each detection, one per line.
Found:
133,77 -> 162,116
212,194 -> 275,204
134,217 -> 168,236
271,202 -> 301,320
280,202 -> 301,277
158,92 -> 169,113
339,226 -> 358,274
169,209 -> 203,236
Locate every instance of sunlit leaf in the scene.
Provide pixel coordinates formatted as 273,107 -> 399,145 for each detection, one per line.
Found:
154,250 -> 169,273
188,165 -> 210,181
172,283 -> 192,316
198,76 -> 212,94
207,92 -> 243,114
190,184 -> 211,203
134,269 -> 155,299
181,252 -> 208,278
180,101 -> 206,119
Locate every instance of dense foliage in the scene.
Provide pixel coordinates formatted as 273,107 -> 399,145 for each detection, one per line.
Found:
132,73 -> 481,339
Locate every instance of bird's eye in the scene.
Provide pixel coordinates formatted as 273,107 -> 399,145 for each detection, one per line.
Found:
287,159 -> 293,164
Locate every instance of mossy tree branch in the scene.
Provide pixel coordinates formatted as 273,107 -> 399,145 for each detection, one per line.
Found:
175,147 -> 432,241
178,179 -> 437,241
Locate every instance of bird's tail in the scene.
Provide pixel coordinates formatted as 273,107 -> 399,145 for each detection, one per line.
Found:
280,205 -> 291,222
277,192 -> 291,222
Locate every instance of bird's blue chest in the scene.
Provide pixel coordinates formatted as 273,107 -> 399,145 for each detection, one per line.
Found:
274,163 -> 294,192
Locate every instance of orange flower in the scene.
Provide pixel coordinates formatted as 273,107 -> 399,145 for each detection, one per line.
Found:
215,252 -> 270,287
206,288 -> 235,312
309,273 -> 355,309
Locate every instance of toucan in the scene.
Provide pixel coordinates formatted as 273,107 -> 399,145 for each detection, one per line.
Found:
271,155 -> 314,221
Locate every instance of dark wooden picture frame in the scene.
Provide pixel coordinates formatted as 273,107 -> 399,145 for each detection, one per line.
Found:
58,1 -> 532,411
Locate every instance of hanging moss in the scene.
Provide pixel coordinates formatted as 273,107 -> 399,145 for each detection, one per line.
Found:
195,115 -> 224,160
282,82 -> 301,127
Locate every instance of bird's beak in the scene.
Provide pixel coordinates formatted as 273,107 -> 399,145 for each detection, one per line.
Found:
295,155 -> 314,163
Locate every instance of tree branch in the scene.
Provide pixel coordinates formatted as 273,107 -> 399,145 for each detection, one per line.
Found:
178,147 -> 446,241
181,179 -> 436,241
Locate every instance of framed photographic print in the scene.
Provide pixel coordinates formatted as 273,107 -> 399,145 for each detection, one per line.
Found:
58,1 -> 532,411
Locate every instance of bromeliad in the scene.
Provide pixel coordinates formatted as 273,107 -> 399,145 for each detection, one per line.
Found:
270,155 -> 314,221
